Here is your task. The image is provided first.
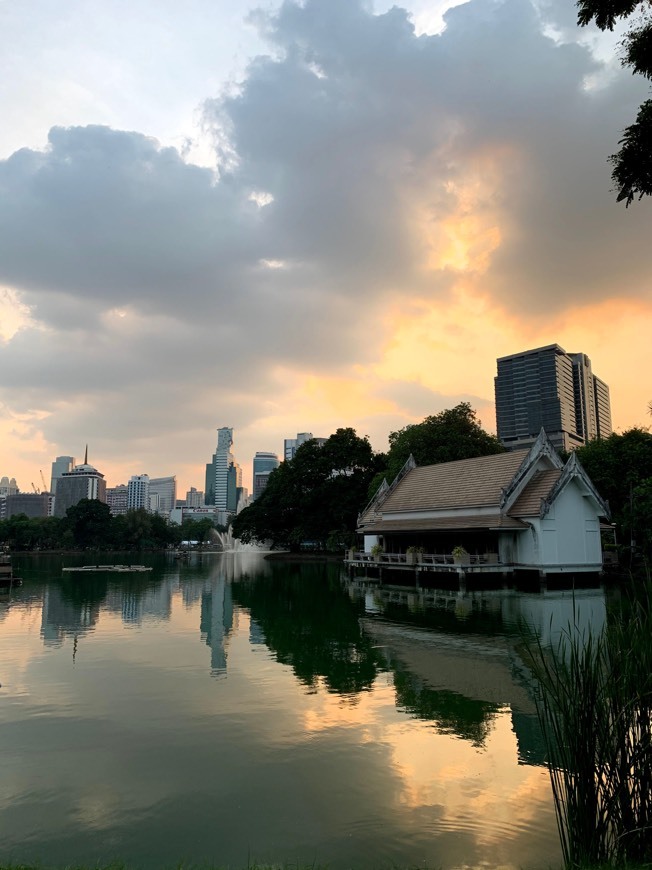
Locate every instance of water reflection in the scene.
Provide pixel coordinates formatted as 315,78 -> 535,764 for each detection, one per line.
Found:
200,576 -> 233,675
0,553 -> 608,868
41,583 -> 101,647
231,561 -> 384,695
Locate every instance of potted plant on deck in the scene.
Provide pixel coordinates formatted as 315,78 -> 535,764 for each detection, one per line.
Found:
370,543 -> 384,563
406,546 -> 424,565
452,545 -> 470,566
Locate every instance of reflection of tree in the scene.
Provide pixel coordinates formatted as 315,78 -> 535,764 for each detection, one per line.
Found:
391,665 -> 501,747
231,562 -> 382,695
60,575 -> 108,608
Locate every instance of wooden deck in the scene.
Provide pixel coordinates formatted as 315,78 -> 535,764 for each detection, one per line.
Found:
345,551 -> 506,574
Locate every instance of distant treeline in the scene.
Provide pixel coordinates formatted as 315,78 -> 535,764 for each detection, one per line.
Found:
0,500 -> 222,551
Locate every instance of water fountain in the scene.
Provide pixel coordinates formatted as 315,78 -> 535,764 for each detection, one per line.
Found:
212,527 -> 268,553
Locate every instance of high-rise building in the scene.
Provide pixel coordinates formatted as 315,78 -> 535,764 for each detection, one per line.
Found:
570,353 -> 612,440
0,476 -> 18,498
186,487 -> 204,508
54,451 -> 107,517
205,427 -> 242,513
148,476 -> 177,515
127,474 -> 150,511
106,485 -> 128,516
5,492 -> 50,519
495,344 -> 612,452
284,432 -> 315,462
252,452 -> 279,499
50,456 -> 75,494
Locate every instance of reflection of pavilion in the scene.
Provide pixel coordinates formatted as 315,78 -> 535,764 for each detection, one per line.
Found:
40,584 -> 99,647
358,585 -> 607,766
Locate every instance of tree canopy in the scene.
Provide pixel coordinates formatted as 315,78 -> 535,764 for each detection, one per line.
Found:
367,402 -> 504,499
0,500 -> 223,552
231,428 -> 384,551
577,0 -> 652,204
575,427 -> 652,556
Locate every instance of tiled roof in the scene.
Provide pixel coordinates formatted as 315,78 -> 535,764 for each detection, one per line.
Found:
359,514 -> 529,533
380,450 -> 528,513
509,469 -> 562,517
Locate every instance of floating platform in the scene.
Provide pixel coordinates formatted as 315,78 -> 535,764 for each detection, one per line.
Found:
62,565 -> 153,573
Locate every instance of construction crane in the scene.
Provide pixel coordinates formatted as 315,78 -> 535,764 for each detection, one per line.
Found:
40,470 -> 48,492
31,482 -> 39,494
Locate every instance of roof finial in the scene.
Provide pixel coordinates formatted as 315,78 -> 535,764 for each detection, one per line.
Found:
84,444 -> 88,465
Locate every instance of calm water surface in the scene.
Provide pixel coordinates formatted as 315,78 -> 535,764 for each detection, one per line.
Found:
0,552 -> 606,869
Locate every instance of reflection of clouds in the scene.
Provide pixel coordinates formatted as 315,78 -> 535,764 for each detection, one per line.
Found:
386,713 -> 556,862
72,788 -> 125,831
298,656 -> 553,859
302,679 -> 396,738
0,562 -> 561,869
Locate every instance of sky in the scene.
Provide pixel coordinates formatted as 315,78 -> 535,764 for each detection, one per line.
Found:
1,0 -> 651,496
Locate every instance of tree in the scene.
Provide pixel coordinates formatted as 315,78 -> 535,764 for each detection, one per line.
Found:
368,403 -> 504,499
577,0 -> 652,204
232,428 -> 383,550
575,427 -> 652,557
65,498 -> 113,550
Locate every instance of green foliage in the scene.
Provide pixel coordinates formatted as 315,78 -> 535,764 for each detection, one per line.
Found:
65,498 -> 113,549
232,428 -> 383,551
368,402 -> 504,499
610,99 -> 652,205
231,562 -> 382,694
575,428 -> 652,558
576,0 -> 652,204
526,585 -> 652,867
0,500 -> 181,551
179,517 -> 215,544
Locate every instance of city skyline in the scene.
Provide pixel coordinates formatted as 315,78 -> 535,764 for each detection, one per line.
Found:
1,0 -> 651,496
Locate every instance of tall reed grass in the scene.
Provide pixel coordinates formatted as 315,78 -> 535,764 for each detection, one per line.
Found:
526,583 -> 652,868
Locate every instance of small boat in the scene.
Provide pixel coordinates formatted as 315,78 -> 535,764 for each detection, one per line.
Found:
62,565 -> 153,573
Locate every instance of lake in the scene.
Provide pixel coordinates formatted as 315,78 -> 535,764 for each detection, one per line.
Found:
0,551 -> 606,869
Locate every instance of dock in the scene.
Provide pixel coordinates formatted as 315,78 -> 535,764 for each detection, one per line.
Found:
62,565 -> 153,573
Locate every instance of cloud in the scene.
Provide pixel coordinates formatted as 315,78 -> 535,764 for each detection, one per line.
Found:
0,0 -> 650,487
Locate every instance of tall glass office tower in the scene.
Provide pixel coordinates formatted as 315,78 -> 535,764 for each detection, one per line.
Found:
495,344 -> 612,452
205,428 -> 242,512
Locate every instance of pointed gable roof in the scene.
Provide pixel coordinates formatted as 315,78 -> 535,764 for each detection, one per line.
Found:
380,450 -> 528,513
356,428 -> 608,535
541,450 -> 610,519
508,469 -> 563,516
500,429 -> 563,513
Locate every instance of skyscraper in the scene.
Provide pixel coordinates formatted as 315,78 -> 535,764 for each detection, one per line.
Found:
185,487 -> 204,507
54,450 -> 107,517
252,452 -> 279,499
205,428 -> 242,513
50,456 -> 75,494
148,476 -> 177,515
495,344 -> 612,452
127,474 -> 150,511
284,432 -> 314,462
106,485 -> 128,516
